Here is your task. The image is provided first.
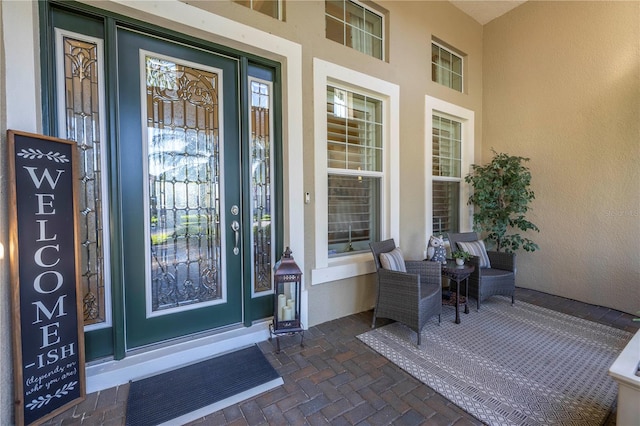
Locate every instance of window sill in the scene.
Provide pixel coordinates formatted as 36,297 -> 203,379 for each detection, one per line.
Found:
311,252 -> 376,285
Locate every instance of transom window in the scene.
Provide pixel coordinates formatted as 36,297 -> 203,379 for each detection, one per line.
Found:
432,114 -> 462,235
325,0 -> 383,60
234,0 -> 282,20
432,41 -> 463,92
326,85 -> 382,256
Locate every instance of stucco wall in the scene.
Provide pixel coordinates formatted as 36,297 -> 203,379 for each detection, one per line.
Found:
305,1 -> 484,326
483,1 -> 640,315
188,1 -> 485,327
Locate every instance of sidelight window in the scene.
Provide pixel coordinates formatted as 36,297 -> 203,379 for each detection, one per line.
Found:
55,29 -> 111,331
249,77 -> 275,297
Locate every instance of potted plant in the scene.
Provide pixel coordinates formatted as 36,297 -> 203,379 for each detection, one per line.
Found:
452,250 -> 471,265
465,150 -> 540,253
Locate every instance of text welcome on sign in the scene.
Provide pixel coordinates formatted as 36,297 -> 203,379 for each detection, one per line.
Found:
9,130 -> 85,426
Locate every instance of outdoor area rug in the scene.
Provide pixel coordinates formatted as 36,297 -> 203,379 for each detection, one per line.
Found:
126,344 -> 282,426
358,296 -> 632,426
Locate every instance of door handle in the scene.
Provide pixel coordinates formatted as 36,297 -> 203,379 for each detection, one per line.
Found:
231,220 -> 240,255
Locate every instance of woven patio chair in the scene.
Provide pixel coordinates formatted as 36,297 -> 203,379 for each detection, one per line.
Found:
369,239 -> 442,345
447,232 -> 516,310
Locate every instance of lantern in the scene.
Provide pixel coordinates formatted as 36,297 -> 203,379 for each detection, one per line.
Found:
269,247 -> 303,352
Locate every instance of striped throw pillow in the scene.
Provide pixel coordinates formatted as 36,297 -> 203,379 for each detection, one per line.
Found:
379,247 -> 407,272
457,240 -> 492,269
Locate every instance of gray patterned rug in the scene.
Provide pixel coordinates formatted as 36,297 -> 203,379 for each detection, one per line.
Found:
357,297 -> 632,426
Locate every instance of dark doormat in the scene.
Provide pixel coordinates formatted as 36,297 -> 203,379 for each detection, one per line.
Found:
125,344 -> 281,426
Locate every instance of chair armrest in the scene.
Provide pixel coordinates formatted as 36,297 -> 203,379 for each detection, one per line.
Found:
406,260 -> 442,287
465,256 -> 482,278
378,269 -> 421,299
487,251 -> 516,272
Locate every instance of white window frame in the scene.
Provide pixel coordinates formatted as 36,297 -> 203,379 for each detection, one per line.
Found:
425,96 -> 474,239
431,41 -> 464,93
325,0 -> 385,60
312,58 -> 399,285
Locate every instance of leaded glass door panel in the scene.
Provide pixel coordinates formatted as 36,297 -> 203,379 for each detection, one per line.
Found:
117,28 -> 242,349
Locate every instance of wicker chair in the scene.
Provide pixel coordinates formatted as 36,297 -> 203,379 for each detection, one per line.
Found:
447,232 -> 516,310
369,239 -> 442,345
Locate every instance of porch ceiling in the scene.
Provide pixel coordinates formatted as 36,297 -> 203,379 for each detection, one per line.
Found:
449,0 -> 528,25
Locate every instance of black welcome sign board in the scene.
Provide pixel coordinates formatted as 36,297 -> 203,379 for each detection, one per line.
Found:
8,130 -> 85,426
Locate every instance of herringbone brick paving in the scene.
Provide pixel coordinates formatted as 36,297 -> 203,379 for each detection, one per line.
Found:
42,288 -> 639,425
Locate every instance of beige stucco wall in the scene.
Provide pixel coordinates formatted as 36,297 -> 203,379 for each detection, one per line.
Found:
306,1 -> 484,326
483,1 -> 640,315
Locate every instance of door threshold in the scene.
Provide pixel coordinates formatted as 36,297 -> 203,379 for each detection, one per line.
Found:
85,319 -> 272,394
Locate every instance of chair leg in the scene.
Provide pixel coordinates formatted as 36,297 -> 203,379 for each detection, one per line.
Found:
371,309 -> 377,329
511,294 -> 515,305
417,331 -> 421,346
438,314 -> 441,324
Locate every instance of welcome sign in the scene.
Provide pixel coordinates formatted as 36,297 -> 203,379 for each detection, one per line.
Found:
8,130 -> 85,426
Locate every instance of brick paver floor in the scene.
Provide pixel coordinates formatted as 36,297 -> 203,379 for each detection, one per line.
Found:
42,288 -> 639,425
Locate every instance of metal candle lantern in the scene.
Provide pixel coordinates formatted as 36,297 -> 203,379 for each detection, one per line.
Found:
269,247 -> 303,352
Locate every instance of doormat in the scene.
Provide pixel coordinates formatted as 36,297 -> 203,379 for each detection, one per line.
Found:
126,344 -> 282,426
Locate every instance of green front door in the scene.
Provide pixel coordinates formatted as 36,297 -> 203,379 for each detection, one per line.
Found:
117,28 -> 243,349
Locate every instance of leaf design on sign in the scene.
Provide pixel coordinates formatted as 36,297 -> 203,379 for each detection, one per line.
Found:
17,148 -> 70,163
26,381 -> 78,410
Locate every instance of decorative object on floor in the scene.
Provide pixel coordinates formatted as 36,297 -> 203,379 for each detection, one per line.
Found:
358,296 -> 632,426
125,345 -> 282,426
426,235 -> 447,264
464,150 -> 539,253
370,239 -> 442,346
448,232 -> 516,310
269,247 -> 304,353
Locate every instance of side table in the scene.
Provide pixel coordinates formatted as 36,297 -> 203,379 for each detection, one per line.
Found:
441,261 -> 475,324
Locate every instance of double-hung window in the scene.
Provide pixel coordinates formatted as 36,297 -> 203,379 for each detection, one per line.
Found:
327,86 -> 382,256
313,59 -> 399,285
432,114 -> 462,235
432,41 -> 463,92
426,96 -> 474,239
326,0 -> 384,60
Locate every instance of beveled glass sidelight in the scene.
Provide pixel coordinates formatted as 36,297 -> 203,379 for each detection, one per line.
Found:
145,55 -> 223,313
249,79 -> 274,296
58,31 -> 110,329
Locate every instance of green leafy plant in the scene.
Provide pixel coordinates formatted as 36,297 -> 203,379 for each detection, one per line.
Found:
465,150 -> 540,253
452,250 -> 471,260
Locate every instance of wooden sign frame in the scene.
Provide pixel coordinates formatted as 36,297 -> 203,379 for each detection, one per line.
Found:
7,130 -> 86,426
